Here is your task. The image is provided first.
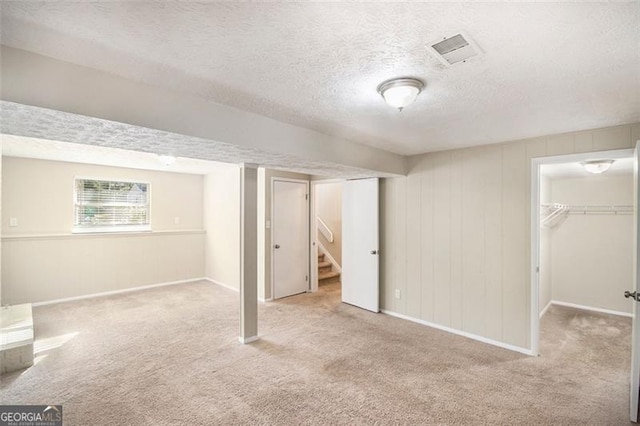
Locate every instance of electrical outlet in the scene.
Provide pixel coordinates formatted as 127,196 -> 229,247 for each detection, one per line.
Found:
395,289 -> 401,299
9,218 -> 18,227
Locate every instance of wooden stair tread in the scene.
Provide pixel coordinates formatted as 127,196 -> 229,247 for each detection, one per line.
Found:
318,261 -> 332,268
319,270 -> 340,280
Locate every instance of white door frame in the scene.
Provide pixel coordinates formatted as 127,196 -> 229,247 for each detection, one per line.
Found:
271,177 -> 310,299
529,148 -> 634,356
309,179 -> 345,292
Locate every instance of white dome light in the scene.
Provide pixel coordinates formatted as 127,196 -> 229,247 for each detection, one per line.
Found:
378,78 -> 424,111
582,160 -> 613,174
158,155 -> 177,166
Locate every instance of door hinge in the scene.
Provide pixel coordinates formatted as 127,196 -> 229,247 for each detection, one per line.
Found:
305,275 -> 308,282
305,194 -> 308,200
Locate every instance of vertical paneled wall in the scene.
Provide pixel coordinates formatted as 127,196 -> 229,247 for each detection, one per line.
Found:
381,123 -> 640,350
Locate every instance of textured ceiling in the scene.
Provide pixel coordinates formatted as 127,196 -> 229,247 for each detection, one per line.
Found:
0,101 -> 390,179
1,135 -> 238,176
1,2 -> 639,155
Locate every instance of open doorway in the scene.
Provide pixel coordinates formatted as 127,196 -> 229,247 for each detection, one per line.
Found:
531,148 -> 637,420
310,180 -> 344,295
538,158 -> 634,320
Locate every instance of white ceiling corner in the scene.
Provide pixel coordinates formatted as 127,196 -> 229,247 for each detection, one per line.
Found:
0,2 -> 639,156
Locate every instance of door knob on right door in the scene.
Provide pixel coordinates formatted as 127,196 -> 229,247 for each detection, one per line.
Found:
624,290 -> 638,301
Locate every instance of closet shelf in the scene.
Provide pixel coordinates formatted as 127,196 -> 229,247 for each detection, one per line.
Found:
541,204 -> 633,228
565,205 -> 633,215
541,203 -> 568,228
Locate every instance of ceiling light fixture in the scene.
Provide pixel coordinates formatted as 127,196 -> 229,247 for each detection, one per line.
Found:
582,159 -> 613,174
377,77 -> 424,111
158,155 -> 176,166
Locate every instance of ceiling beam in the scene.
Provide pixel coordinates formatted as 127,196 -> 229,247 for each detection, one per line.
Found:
0,46 -> 406,177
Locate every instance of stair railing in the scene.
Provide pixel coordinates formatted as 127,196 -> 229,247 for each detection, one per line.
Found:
317,216 -> 334,243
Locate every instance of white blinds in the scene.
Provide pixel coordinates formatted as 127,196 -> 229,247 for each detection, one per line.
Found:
74,179 -> 150,230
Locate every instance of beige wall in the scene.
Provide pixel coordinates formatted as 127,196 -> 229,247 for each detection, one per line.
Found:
258,168 -> 310,300
381,123 -> 640,351
316,182 -> 342,266
2,157 -> 204,235
1,157 -> 206,304
204,165 -> 241,290
3,232 -> 205,304
550,175 -> 633,313
539,176 -> 552,314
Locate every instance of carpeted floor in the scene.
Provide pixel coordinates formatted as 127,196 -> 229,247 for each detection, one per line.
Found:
0,281 -> 633,425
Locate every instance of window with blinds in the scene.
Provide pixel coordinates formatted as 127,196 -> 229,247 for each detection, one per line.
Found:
73,178 -> 151,233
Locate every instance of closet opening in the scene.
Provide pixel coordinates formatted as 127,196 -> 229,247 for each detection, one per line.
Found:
531,148 -> 637,419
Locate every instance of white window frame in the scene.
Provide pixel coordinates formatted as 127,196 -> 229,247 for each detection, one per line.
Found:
72,176 -> 152,234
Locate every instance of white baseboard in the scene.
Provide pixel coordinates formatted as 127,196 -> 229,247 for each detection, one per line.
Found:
203,278 -> 239,292
239,336 -> 259,344
32,278 -> 206,307
317,242 -> 341,273
203,278 -> 272,302
550,300 -> 633,318
381,309 -> 534,356
539,301 -> 553,319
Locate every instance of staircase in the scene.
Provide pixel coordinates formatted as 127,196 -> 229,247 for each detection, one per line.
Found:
318,252 -> 340,285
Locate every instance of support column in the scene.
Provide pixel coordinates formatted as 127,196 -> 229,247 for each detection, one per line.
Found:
239,163 -> 259,344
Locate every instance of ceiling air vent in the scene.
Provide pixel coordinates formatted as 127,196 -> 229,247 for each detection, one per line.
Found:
426,33 -> 482,67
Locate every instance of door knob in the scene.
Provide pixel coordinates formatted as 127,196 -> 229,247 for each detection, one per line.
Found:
624,290 -> 638,301
274,244 -> 280,249
370,250 -> 378,255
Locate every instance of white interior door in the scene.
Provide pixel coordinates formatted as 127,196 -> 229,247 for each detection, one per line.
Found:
273,179 -> 309,299
630,141 -> 640,422
342,178 -> 379,312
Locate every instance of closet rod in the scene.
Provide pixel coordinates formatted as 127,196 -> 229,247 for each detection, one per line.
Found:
566,205 -> 633,215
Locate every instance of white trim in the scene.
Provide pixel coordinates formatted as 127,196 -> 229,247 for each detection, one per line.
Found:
203,278 -> 239,292
317,241 -> 342,273
317,216 -> 334,243
72,224 -> 152,234
531,157 -> 541,356
539,300 -> 553,319
382,309 -> 534,356
550,300 -> 633,318
270,177 -> 310,300
310,179 -> 346,293
2,229 -> 205,241
310,178 -> 346,184
239,335 -> 259,344
309,181 -> 318,293
530,148 -> 634,358
32,278 -> 206,307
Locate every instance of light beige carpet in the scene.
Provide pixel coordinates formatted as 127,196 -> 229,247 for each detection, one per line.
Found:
0,281 -> 633,425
